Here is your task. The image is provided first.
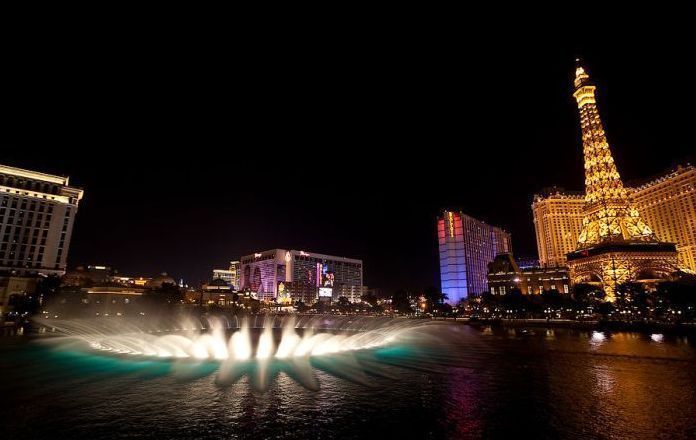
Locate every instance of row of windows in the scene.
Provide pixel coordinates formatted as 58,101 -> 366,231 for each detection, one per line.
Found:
3,222 -> 52,235
490,284 -> 569,295
1,208 -> 53,220
0,251 -> 46,263
1,196 -> 56,212
1,260 -> 62,270
0,246 -> 47,266
1,215 -> 54,229
292,255 -> 362,269
1,236 -> 48,250
0,174 -> 61,195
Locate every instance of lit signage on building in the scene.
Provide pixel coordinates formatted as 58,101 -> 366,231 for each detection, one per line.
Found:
316,262 -> 334,287
321,264 -> 334,287
277,282 -> 291,304
318,287 -> 333,298
316,263 -> 322,287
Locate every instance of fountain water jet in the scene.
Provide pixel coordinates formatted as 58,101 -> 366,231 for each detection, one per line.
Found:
54,315 -> 414,362
229,321 -> 251,360
33,315 -> 464,391
256,319 -> 275,360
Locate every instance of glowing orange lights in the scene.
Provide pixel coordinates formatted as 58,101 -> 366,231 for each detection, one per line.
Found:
572,62 -> 655,247
566,62 -> 679,300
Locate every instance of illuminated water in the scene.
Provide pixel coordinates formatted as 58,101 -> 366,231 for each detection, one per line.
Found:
79,316 -> 405,361
2,323 -> 696,439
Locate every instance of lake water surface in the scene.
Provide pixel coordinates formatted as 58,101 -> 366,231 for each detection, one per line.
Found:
1,324 -> 695,439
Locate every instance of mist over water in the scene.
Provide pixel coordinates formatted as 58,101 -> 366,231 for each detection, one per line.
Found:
2,320 -> 696,439
31,315 -> 451,391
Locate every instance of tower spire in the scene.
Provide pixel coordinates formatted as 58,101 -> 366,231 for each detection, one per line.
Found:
573,61 -> 625,204
573,62 -> 655,247
573,57 -> 591,89
566,61 -> 679,302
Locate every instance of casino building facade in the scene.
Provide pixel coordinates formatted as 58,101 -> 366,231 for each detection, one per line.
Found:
239,249 -> 363,303
631,165 -> 696,273
437,210 -> 511,304
0,164 -> 83,276
533,165 -> 696,273
487,253 -> 571,296
212,260 -> 241,291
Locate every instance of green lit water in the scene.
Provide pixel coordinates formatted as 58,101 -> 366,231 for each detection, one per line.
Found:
2,325 -> 696,439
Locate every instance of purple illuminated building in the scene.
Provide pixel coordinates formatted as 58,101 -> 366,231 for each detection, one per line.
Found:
239,249 -> 363,303
437,210 -> 511,304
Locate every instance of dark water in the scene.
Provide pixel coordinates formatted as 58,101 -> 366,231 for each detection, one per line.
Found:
2,324 -> 695,440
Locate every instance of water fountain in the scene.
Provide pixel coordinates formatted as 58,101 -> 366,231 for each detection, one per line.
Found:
34,315 -> 447,390
82,316 -> 401,360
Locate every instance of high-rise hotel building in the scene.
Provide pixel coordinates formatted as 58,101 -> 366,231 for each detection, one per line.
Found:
532,164 -> 696,272
0,164 -> 83,276
437,210 -> 511,304
631,165 -> 696,272
239,249 -> 363,303
212,260 -> 241,291
532,189 -> 584,268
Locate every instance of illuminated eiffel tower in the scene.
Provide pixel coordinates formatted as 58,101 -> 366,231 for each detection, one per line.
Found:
566,60 -> 678,300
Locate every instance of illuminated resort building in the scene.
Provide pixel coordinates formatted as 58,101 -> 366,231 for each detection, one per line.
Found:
62,265 -> 115,286
62,265 -> 155,287
35,269 -> 178,319
532,189 -> 584,268
332,284 -> 368,304
437,210 -> 511,304
533,166 -> 696,273
212,261 -> 241,291
561,62 -> 678,299
631,165 -> 696,272
239,249 -> 363,304
197,278 -> 236,307
487,253 -> 570,296
0,164 -> 83,276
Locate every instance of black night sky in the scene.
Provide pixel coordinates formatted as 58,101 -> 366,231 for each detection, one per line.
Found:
2,27 -> 693,293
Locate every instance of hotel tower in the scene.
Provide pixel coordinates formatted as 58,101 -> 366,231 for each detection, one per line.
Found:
0,164 -> 83,276
437,210 -> 511,304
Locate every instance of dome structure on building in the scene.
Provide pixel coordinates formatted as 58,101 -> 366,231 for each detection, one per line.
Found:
145,272 -> 177,289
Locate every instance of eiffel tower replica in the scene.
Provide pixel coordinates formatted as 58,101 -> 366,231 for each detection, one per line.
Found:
565,60 -> 678,301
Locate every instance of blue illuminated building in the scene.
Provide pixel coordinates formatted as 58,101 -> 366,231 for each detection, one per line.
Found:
437,210 -> 512,304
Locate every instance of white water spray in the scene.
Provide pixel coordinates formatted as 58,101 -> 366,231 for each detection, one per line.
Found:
76,315 -> 412,361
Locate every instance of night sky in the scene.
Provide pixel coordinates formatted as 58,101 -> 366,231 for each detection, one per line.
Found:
2,28 -> 693,293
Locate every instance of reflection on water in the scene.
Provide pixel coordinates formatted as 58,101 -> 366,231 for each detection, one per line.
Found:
591,330 -> 606,344
651,333 -> 664,343
1,325 -> 696,439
